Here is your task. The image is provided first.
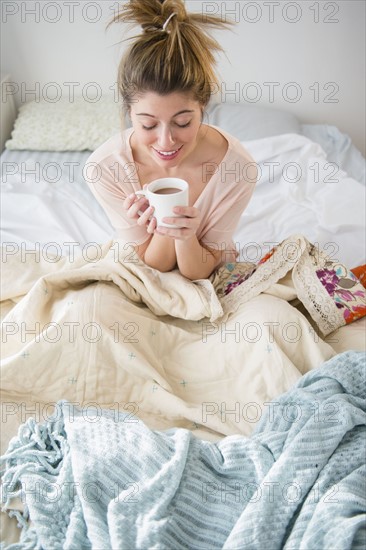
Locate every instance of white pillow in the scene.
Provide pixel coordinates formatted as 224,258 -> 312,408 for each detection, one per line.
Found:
205,102 -> 301,141
5,96 -> 123,151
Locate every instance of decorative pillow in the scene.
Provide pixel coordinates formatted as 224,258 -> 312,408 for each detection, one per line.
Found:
5,96 -> 123,151
310,263 -> 366,327
212,235 -> 366,337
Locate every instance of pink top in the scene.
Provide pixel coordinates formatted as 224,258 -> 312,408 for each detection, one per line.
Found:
83,125 -> 256,261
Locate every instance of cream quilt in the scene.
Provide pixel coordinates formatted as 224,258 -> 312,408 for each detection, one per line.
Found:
1,234 -> 348,456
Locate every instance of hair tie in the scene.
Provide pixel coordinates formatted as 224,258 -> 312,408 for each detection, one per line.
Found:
162,12 -> 177,33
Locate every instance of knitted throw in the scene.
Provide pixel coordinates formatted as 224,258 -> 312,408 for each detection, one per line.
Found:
1,351 -> 365,549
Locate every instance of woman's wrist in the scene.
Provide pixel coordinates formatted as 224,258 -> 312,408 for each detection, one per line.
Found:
175,235 -> 219,280
143,232 -> 177,272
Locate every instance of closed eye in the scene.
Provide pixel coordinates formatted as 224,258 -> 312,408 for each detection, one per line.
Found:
142,122 -> 191,131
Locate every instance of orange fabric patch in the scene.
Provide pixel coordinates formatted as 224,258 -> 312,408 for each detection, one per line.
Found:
351,265 -> 366,288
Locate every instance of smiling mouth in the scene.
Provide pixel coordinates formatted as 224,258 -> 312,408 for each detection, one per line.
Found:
153,146 -> 183,159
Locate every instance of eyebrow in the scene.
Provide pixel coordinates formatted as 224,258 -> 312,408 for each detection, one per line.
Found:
136,110 -> 195,118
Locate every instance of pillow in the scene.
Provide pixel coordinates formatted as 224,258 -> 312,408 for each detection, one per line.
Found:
204,102 -> 301,141
351,265 -> 366,288
5,97 -> 300,151
5,96 -> 123,152
213,235 -> 366,337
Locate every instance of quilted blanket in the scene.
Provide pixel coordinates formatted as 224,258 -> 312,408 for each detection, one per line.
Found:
1,351 -> 365,549
1,234 -> 346,449
1,233 -> 366,448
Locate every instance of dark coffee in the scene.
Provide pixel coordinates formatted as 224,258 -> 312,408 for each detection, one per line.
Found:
154,188 -> 181,195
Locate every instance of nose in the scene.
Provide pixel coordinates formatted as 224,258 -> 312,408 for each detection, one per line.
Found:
157,126 -> 175,149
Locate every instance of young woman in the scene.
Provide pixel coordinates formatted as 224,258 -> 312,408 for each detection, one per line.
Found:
84,0 -> 257,280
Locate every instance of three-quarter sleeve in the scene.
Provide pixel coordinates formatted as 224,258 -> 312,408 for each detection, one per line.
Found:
83,132 -> 150,246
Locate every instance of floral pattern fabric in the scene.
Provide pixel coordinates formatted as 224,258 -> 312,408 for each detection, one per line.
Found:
213,237 -> 366,336
317,266 -> 366,324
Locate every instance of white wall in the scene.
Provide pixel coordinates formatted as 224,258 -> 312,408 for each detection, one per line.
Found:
1,0 -> 365,154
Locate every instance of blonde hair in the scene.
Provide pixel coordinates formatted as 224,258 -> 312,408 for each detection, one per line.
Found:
107,0 -> 232,111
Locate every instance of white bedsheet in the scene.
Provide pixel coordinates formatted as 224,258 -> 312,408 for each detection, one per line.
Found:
236,133 -> 366,267
301,123 -> 366,186
0,150 -> 111,251
1,133 -> 365,267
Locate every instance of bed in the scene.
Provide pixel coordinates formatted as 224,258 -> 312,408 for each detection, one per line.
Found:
1,97 -> 365,548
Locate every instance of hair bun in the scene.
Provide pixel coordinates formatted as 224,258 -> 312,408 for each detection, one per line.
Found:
108,0 -> 233,110
111,0 -> 187,34
161,0 -> 187,24
141,11 -> 178,35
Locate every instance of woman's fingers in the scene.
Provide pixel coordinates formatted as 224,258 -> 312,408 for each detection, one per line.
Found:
156,217 -> 200,240
155,205 -> 202,240
172,206 -> 198,218
165,206 -> 201,228
137,205 -> 154,226
124,197 -> 201,238
155,226 -> 194,240
160,216 -> 195,229
146,216 -> 157,234
124,194 -> 149,219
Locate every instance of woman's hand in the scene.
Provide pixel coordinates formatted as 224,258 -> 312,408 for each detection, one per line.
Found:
123,193 -> 157,234
155,206 -> 201,241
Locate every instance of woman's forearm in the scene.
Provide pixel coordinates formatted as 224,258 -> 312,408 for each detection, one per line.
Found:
130,198 -> 223,278
175,236 -> 221,280
138,232 -> 220,279
142,233 -> 177,272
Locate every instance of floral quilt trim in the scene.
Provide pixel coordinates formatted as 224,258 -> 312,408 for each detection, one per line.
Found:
317,266 -> 366,324
210,262 -> 257,299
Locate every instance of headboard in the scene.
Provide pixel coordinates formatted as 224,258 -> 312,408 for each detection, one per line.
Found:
0,74 -> 17,152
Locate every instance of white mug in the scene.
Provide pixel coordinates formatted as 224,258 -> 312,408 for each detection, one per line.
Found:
135,177 -> 189,228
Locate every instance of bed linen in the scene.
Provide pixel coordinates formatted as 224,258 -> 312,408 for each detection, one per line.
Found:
0,150 -> 112,253
1,351 -> 365,549
1,127 -> 365,547
1,132 -> 365,267
1,233 -> 342,441
1,131 -> 365,442
1,228 -> 365,450
300,124 -> 366,186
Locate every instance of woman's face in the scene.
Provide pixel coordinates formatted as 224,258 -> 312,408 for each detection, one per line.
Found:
129,91 -> 203,167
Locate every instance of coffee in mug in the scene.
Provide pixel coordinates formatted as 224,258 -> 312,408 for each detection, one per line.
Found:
154,188 -> 181,195
135,178 -> 189,227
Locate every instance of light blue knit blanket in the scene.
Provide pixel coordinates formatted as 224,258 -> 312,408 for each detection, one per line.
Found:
1,350 -> 366,549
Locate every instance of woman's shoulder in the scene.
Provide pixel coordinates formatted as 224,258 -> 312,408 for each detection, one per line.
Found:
207,124 -> 256,165
85,127 -> 134,166
201,125 -> 257,190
